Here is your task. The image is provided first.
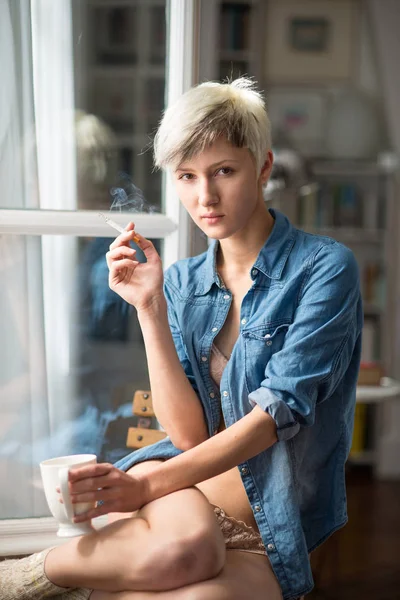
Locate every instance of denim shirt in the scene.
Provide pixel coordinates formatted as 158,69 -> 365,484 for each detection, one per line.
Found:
115,209 -> 363,600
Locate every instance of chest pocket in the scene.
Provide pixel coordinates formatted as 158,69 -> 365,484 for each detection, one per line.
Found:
243,321 -> 291,391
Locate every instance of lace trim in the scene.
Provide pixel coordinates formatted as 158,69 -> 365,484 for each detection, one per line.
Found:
210,343 -> 229,388
212,505 -> 266,555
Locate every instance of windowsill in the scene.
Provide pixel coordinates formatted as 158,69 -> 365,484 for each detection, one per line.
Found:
0,516 -> 109,557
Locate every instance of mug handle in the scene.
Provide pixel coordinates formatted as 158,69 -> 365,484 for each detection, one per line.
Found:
59,467 -> 75,521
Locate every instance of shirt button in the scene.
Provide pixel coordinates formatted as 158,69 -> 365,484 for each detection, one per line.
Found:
251,268 -> 258,277
209,392 -> 215,398
241,467 -> 248,475
266,340 -> 272,346
201,356 -> 208,362
254,505 -> 261,512
223,294 -> 230,300
241,318 -> 247,325
267,543 -> 275,552
212,327 -> 218,332
222,391 -> 229,397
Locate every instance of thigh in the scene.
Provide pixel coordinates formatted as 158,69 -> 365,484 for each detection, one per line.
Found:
109,459 -> 219,537
91,550 -> 283,600
178,550 -> 283,600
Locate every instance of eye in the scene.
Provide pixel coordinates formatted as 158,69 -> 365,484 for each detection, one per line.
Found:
216,167 -> 233,176
178,173 -> 195,181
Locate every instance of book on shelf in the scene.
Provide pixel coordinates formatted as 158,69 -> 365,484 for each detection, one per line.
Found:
296,181 -> 368,229
349,401 -> 377,458
332,183 -> 363,228
350,402 -> 367,455
220,3 -> 251,51
357,362 -> 384,386
361,317 -> 379,363
362,189 -> 379,230
363,262 -> 385,307
350,364 -> 383,457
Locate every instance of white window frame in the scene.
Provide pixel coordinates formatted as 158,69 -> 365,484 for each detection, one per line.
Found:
0,0 -> 200,556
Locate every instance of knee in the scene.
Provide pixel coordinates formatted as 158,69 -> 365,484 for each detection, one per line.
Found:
124,524 -> 226,591
176,525 -> 226,584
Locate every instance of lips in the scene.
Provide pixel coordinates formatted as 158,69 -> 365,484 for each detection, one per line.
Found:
201,214 -> 224,224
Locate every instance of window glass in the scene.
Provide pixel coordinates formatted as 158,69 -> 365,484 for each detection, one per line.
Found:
1,0 -> 166,214
0,234 -> 161,519
0,0 -> 167,520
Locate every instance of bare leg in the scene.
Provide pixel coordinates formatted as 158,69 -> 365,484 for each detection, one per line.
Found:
90,551 -> 283,600
45,461 -> 226,593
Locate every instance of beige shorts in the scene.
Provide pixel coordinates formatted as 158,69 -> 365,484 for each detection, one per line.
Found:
212,505 -> 305,599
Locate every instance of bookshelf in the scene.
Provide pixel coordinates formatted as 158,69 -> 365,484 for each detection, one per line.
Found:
271,158 -> 398,469
73,0 -> 167,211
199,0 -> 265,83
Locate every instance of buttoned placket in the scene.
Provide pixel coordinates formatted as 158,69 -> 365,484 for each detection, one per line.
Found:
201,286 -> 233,435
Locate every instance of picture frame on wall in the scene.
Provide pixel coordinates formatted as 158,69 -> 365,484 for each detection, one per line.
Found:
266,88 -> 328,156
265,0 -> 358,82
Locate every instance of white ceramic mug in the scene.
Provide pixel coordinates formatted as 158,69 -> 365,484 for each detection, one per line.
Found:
40,454 -> 97,538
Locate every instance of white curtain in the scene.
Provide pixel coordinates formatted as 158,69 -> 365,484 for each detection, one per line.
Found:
0,0 -> 77,517
31,0 -> 78,431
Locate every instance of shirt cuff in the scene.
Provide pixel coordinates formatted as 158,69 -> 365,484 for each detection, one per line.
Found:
248,387 -> 300,441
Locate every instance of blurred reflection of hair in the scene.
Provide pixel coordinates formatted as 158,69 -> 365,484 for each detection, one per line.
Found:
74,110 -> 118,210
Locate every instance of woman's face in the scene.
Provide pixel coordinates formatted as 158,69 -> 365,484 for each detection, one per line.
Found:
173,137 -> 272,240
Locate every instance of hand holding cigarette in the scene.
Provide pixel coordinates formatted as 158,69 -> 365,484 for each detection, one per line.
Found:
104,212 -> 164,312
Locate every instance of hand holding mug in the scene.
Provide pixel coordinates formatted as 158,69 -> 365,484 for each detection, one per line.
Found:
40,454 -> 97,538
64,462 -> 148,522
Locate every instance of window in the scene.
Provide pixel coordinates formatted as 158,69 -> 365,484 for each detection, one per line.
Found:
0,0 -> 197,553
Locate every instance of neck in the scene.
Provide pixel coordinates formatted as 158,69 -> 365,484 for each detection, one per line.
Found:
217,205 -> 275,279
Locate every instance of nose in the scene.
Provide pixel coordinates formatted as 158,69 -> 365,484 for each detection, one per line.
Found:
198,176 -> 218,207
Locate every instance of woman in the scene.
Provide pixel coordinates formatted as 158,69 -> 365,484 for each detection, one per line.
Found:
0,78 -> 363,600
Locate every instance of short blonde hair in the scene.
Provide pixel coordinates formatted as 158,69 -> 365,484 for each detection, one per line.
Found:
153,77 -> 271,174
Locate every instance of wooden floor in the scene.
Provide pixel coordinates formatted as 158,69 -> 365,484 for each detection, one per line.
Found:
308,466 -> 400,600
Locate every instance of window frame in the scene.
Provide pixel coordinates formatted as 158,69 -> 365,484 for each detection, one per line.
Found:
0,0 -> 200,555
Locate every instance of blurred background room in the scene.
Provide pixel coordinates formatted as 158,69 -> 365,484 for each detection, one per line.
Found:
0,1 -> 399,597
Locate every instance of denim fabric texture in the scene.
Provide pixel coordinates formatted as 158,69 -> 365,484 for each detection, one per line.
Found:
115,209 -> 363,600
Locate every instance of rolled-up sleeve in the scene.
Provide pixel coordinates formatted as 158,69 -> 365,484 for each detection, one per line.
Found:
248,242 -> 362,442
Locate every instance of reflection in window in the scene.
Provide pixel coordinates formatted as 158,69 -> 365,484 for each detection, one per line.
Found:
0,234 -> 160,518
0,0 -> 167,519
77,0 -> 167,211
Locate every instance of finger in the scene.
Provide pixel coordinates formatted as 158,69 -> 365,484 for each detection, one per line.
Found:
134,235 -> 159,260
73,503 -> 113,523
109,225 -> 137,251
110,260 -> 139,277
71,488 -> 119,504
69,462 -> 114,482
106,249 -> 136,270
107,247 -> 136,261
70,471 -> 121,494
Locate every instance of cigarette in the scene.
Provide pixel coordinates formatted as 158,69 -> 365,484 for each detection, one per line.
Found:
98,213 -> 141,243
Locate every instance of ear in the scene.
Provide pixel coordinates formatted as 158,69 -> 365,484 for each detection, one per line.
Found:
259,151 -> 274,185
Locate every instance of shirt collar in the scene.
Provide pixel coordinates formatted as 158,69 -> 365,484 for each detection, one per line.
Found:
194,209 -> 296,296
